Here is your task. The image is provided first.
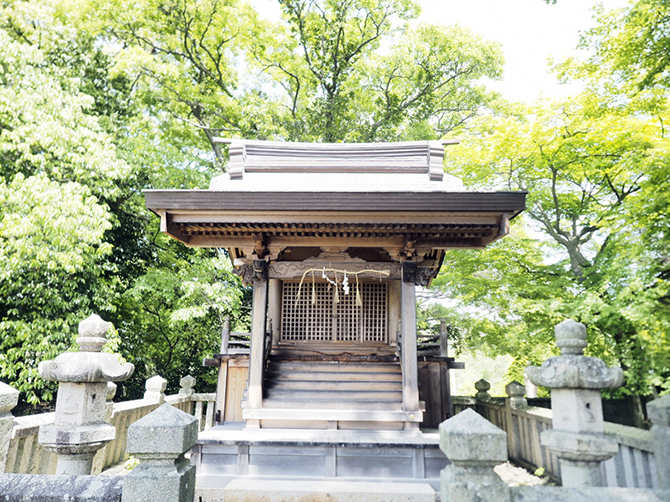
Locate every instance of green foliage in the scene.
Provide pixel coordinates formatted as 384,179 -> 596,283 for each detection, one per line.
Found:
115,248 -> 247,397
438,96 -> 670,396
3,0 -> 668,411
88,0 -> 502,147
584,1 -> 670,92
0,3 -> 133,404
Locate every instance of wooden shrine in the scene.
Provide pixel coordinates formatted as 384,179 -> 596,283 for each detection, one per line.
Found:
144,139 -> 526,497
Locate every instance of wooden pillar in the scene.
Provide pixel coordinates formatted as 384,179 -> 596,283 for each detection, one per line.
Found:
247,260 -> 268,411
401,264 -> 420,416
268,279 -> 282,346
388,281 -> 401,345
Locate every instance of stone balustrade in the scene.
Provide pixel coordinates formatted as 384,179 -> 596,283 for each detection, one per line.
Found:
441,319 -> 670,502
1,375 -> 215,476
453,382 -> 657,488
452,321 -> 664,491
0,404 -> 198,502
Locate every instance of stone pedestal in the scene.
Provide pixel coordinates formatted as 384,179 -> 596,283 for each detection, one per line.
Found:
38,314 -> 134,475
123,404 -> 198,502
0,381 -> 19,472
526,320 -> 623,488
646,394 -> 670,491
439,408 -> 510,502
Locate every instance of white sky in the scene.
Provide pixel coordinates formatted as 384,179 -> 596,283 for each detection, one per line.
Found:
251,0 -> 630,103
418,0 -> 629,102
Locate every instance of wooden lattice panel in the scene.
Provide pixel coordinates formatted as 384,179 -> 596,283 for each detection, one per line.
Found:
281,282 -> 387,343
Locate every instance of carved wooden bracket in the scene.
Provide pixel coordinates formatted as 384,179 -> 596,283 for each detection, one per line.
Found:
235,260 -> 269,285
402,262 -> 438,286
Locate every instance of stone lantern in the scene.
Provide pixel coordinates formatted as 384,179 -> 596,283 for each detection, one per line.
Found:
38,314 -> 135,475
526,319 -> 623,487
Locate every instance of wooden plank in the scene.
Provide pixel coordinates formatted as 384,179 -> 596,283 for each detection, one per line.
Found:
167,210 -> 504,226
145,191 -> 527,215
225,364 -> 249,421
440,361 -> 451,421
388,281 -> 400,345
268,279 -> 282,346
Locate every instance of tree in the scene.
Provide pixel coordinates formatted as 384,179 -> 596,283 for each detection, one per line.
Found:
436,97 -> 670,398
0,0 -> 244,407
584,1 -> 670,92
115,248 -> 248,397
91,0 -> 503,151
0,5 -> 129,404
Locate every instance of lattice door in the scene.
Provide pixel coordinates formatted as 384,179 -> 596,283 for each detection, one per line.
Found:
281,281 -> 387,343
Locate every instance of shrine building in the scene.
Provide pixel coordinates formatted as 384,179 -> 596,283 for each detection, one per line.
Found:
144,139 -> 526,497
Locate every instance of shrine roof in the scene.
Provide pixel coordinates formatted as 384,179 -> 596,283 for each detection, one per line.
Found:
207,138 -> 464,192
144,140 -> 527,260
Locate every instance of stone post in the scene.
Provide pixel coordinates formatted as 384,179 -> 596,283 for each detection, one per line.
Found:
439,408 -> 510,502
38,314 -> 134,476
122,404 -> 198,502
505,381 -> 527,409
0,381 -> 19,473
179,375 -> 196,415
179,375 -> 196,397
475,379 -> 491,401
526,319 -> 623,488
646,394 -> 670,490
143,375 -> 167,405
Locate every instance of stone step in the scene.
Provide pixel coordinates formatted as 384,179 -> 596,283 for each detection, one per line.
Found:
266,379 -> 402,391
219,478 -> 436,502
261,399 -> 403,410
263,389 -> 403,401
242,407 -> 422,423
267,361 -> 401,373
265,370 -> 403,381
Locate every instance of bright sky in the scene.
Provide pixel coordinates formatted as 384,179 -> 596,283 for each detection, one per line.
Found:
251,0 -> 630,103
418,0 -> 629,102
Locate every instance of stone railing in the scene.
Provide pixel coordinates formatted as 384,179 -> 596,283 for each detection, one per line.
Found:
2,374 -> 215,476
452,323 -> 659,489
0,314 -> 202,501
440,320 -> 669,502
0,404 -> 198,502
453,383 -> 657,488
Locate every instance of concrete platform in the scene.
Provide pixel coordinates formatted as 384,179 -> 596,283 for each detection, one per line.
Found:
200,479 -> 437,502
193,423 -> 447,496
196,422 -> 435,446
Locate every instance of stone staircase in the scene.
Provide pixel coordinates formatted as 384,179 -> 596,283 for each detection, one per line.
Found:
242,358 -> 422,429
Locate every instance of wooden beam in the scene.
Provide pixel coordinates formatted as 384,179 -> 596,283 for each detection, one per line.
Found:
167,210 -> 504,226
268,279 -> 282,346
269,262 -> 401,280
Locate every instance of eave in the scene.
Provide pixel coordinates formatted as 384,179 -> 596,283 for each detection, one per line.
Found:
144,190 -> 526,264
